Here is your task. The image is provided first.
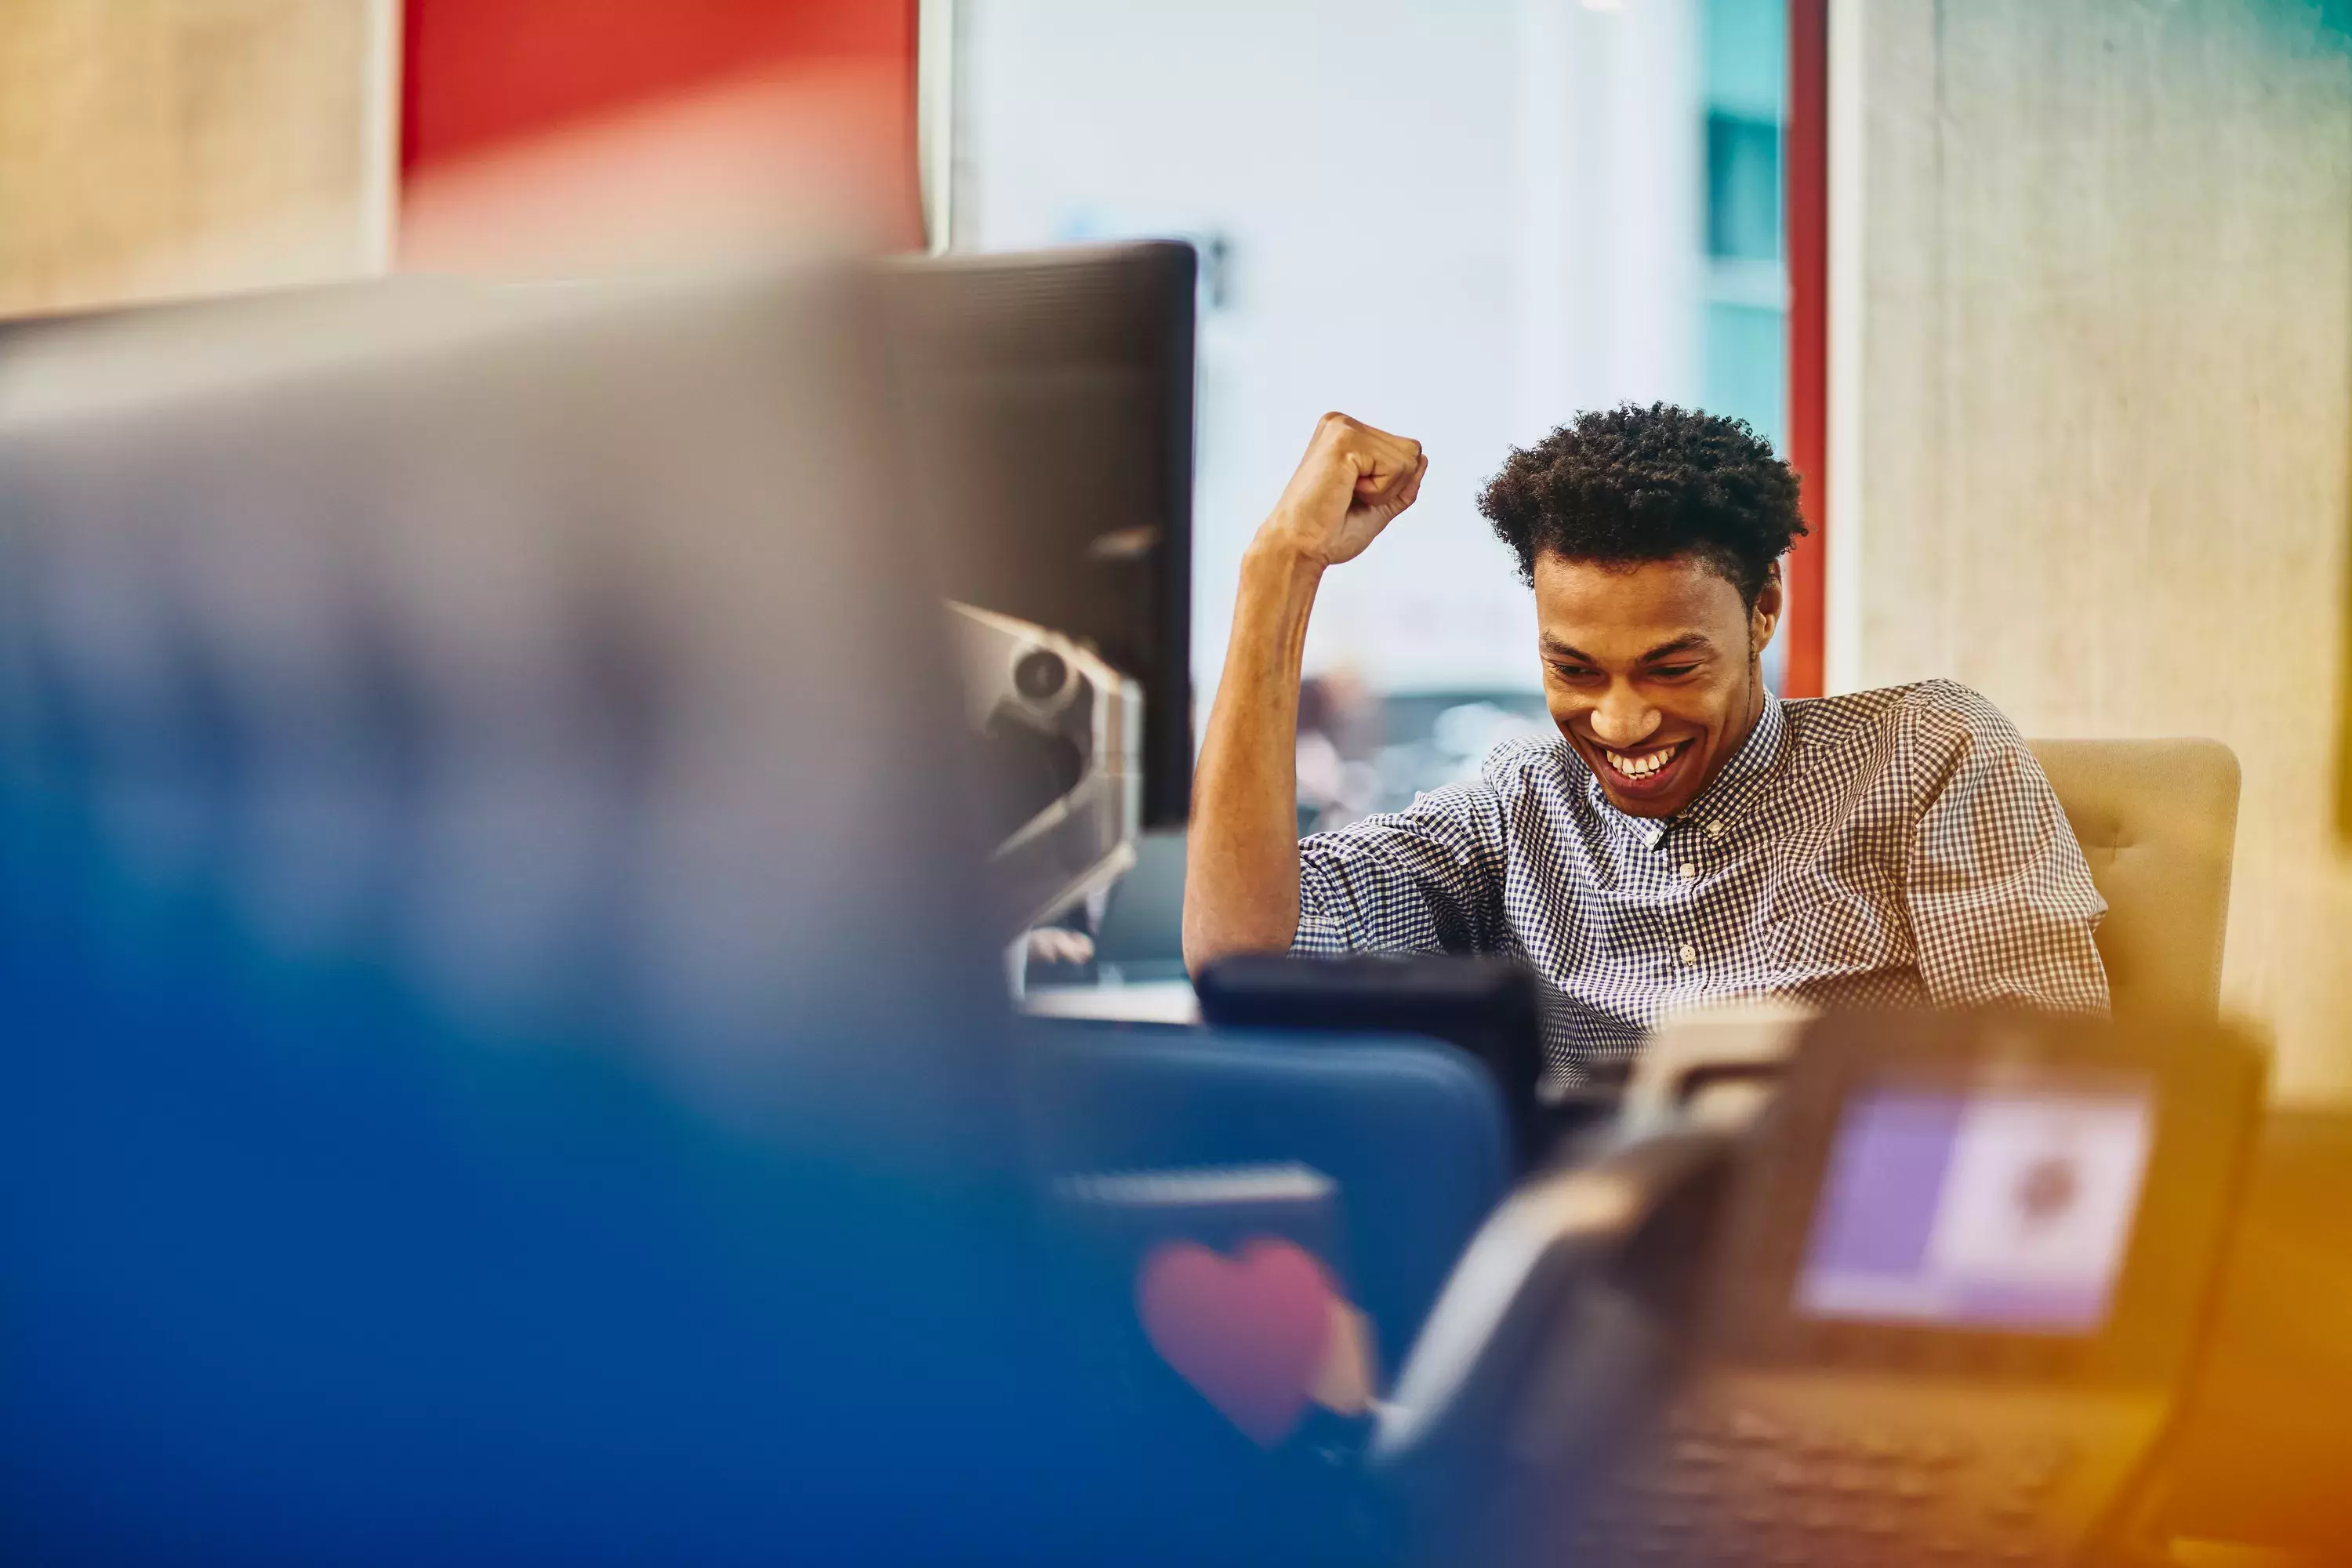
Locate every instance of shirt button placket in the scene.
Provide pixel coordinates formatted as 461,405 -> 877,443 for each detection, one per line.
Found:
1663,825 -> 1699,968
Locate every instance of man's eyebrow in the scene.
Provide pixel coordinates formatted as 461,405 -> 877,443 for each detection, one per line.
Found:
1540,634 -> 1594,662
1540,633 -> 1717,663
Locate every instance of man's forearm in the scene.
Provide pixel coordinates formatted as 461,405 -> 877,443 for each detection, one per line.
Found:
1182,537 -> 1324,973
1182,412 -> 1425,972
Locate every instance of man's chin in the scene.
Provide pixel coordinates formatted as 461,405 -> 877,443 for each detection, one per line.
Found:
1600,787 -> 1683,819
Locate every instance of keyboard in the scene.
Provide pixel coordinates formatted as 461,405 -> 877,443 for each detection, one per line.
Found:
1558,1371 -> 2164,1567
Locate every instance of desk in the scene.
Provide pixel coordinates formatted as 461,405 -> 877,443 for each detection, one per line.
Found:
2154,1109 -> 2352,1559
1021,977 -> 1201,1027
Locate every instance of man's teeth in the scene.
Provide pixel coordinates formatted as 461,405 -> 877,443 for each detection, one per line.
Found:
1606,746 -> 1677,779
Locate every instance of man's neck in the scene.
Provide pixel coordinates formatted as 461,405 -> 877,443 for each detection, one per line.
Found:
1683,661 -> 1766,810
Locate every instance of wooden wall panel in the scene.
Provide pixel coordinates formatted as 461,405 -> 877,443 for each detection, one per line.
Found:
0,0 -> 390,319
1844,0 -> 2352,1098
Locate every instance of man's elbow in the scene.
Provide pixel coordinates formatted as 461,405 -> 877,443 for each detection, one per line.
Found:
1180,905 -> 1298,980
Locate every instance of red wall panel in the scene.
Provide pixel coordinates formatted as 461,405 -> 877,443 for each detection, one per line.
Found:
399,0 -> 922,260
1783,0 -> 1829,699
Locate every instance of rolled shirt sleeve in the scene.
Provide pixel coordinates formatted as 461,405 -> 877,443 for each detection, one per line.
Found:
1898,688 -> 2111,1014
1292,779 -> 1513,958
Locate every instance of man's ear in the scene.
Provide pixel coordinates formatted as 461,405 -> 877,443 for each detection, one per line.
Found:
1751,560 -> 1785,656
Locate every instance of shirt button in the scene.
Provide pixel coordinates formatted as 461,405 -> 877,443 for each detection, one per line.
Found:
1679,944 -> 1698,965
1679,862 -> 1696,881
1705,820 -> 1726,837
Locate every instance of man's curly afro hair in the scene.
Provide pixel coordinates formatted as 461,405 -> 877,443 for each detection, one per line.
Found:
1476,403 -> 1806,608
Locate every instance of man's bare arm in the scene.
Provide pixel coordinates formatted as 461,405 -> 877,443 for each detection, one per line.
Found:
1182,413 -> 1426,974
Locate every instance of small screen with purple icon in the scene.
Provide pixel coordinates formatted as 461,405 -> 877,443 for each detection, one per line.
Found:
1796,1080 -> 2154,1333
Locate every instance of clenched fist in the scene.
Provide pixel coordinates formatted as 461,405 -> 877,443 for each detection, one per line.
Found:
1256,412 -> 1428,568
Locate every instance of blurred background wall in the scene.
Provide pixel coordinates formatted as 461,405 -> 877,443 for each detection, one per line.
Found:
1831,0 -> 2352,1098
397,0 -> 921,267
0,0 -> 395,318
0,1 -> 920,315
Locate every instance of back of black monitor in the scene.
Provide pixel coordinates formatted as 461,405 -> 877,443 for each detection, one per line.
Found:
881,241 -> 1197,828
1196,953 -> 1554,1166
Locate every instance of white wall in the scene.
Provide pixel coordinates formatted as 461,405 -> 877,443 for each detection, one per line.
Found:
1834,0 -> 2352,1098
957,0 -> 1705,702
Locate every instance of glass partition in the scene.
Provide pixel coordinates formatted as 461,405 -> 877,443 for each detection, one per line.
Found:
956,0 -> 1791,826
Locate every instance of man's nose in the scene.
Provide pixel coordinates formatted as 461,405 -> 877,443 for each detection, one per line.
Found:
1587,686 -> 1662,749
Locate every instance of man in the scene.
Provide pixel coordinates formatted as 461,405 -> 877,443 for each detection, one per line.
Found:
1183,405 -> 2107,1083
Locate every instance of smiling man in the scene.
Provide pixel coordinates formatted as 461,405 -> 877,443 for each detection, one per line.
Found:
1182,405 -> 2108,1082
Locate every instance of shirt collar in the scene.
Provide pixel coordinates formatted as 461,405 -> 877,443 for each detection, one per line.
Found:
1581,690 -> 1788,848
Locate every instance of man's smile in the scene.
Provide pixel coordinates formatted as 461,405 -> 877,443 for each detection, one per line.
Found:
1580,735 -> 1699,806
1602,741 -> 1683,779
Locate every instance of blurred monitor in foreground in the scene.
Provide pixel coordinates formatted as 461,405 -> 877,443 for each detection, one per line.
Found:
0,267 -> 1272,1562
0,270 -> 1009,1150
882,241 -> 1196,829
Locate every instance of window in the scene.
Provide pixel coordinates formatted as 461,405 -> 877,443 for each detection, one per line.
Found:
956,0 -> 1793,822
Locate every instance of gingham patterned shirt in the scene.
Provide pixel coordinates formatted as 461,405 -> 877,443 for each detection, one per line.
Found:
1292,680 -> 2108,1083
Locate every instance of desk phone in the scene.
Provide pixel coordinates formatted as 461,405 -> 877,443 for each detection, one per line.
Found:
1377,1009 -> 2264,1568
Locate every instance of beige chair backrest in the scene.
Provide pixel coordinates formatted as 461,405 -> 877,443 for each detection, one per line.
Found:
2027,739 -> 2241,1019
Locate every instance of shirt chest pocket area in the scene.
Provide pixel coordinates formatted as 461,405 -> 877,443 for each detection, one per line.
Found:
1760,883 -> 1909,981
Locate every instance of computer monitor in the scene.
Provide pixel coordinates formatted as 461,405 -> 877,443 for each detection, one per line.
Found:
0,266 -> 1340,1562
881,241 -> 1196,828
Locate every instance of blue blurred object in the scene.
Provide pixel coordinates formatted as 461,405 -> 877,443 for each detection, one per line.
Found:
0,270 -> 1321,1563
1016,1024 -> 1512,1369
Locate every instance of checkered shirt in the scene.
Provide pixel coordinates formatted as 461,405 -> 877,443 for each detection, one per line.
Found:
1292,680 -> 2110,1083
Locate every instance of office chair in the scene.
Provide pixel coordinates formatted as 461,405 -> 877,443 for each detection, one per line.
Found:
1018,1022 -> 1512,1365
1620,741 -> 2247,1129
2030,739 -> 2241,1019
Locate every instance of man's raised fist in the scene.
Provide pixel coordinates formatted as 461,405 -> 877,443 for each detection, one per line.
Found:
1257,412 -> 1428,568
